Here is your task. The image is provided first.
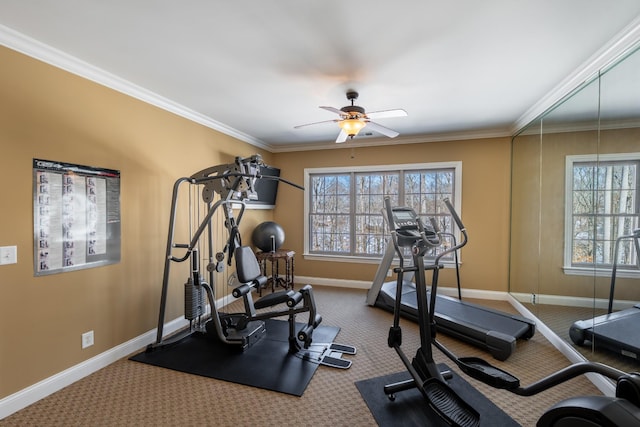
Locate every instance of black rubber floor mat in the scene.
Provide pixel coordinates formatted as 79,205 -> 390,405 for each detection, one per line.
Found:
131,319 -> 340,396
355,365 -> 519,426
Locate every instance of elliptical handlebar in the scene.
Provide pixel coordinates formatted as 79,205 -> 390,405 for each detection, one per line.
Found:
382,197 -> 401,256
443,198 -> 465,232
435,198 -> 468,264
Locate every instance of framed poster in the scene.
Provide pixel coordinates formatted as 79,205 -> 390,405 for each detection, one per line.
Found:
33,159 -> 121,276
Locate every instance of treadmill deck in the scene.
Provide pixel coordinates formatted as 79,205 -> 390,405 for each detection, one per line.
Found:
377,280 -> 535,360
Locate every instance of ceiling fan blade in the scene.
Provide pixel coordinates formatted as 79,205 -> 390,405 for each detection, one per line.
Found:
366,121 -> 400,138
336,129 -> 348,143
294,119 -> 338,129
320,106 -> 345,116
366,109 -> 408,119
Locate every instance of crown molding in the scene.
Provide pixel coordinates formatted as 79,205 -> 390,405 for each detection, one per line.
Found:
512,15 -> 640,135
269,127 -> 511,153
4,18 -> 640,154
0,24 -> 271,152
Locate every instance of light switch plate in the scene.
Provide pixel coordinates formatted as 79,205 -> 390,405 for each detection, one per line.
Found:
0,246 -> 17,265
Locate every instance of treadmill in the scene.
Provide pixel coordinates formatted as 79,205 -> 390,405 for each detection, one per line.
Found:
570,228 -> 640,360
366,202 -> 535,361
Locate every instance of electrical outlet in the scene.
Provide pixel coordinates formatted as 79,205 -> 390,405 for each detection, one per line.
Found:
387,269 -> 394,277
82,331 -> 94,349
531,294 -> 537,305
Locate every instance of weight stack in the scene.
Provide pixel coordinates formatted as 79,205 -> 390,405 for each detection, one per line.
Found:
184,279 -> 205,320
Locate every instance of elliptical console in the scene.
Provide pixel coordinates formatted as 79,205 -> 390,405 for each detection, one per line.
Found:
386,205 -> 440,250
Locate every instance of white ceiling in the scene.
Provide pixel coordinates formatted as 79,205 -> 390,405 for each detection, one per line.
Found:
1,1 -> 640,152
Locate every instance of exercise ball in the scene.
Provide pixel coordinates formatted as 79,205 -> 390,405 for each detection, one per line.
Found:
252,221 -> 285,252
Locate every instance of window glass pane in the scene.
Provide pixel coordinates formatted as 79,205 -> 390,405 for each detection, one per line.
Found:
573,190 -> 593,214
595,165 -> 609,190
354,172 -> 398,254
594,241 -> 606,264
405,194 -> 419,210
405,173 -> 420,194
423,173 -> 436,193
336,194 -> 350,212
355,194 -> 371,214
355,214 -> 386,255
308,165 -> 457,257
573,215 -> 594,241
572,239 -> 593,264
573,165 -> 595,190
404,170 -> 454,213
437,172 -> 453,193
569,159 -> 640,268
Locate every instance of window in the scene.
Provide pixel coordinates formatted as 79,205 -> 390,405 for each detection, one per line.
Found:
564,153 -> 640,275
304,162 -> 462,263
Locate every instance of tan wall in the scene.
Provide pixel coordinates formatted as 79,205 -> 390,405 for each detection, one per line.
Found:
511,127 -> 640,300
0,45 -> 513,402
273,138 -> 513,292
0,46 -> 273,399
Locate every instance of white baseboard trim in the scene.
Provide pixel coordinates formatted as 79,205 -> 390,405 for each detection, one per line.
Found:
1,280 -> 619,419
297,275 -> 511,301
296,275 -> 372,289
0,288 -> 241,421
510,292 -> 634,311
0,315 -> 189,420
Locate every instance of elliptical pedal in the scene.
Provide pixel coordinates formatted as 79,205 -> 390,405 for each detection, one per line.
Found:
423,378 -> 480,427
329,343 -> 357,355
321,353 -> 352,369
295,342 -> 356,369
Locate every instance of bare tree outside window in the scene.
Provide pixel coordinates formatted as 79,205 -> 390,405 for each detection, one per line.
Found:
308,164 -> 459,260
570,159 -> 639,268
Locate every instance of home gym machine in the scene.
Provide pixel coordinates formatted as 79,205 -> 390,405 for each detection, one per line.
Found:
570,228 -> 640,361
382,196 -> 640,426
367,202 -> 535,361
147,154 -> 355,369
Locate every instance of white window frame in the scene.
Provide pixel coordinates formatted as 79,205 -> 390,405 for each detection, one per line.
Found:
564,152 -> 640,278
303,161 -> 462,264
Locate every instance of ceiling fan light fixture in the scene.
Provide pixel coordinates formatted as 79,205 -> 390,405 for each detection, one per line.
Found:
338,118 -> 366,137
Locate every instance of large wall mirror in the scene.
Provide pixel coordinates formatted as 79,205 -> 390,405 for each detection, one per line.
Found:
510,43 -> 640,376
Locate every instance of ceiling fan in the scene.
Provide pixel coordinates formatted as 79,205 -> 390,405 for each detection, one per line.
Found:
294,91 -> 407,143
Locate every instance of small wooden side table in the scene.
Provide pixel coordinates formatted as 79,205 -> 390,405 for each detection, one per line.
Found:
255,249 -> 295,295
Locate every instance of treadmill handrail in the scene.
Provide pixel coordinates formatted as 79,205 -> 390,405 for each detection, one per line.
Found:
608,228 -> 640,314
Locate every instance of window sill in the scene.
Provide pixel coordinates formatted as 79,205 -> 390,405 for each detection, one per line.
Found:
563,266 -> 640,279
303,253 -> 458,268
303,253 -> 381,264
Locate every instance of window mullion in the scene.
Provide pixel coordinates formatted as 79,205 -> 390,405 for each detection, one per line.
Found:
306,162 -> 461,258
350,171 -> 356,257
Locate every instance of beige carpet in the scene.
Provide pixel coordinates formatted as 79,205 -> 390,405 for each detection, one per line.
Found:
1,287 -> 605,426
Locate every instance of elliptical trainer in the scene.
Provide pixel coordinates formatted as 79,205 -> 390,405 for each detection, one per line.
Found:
382,196 -> 479,425
381,196 -> 640,426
